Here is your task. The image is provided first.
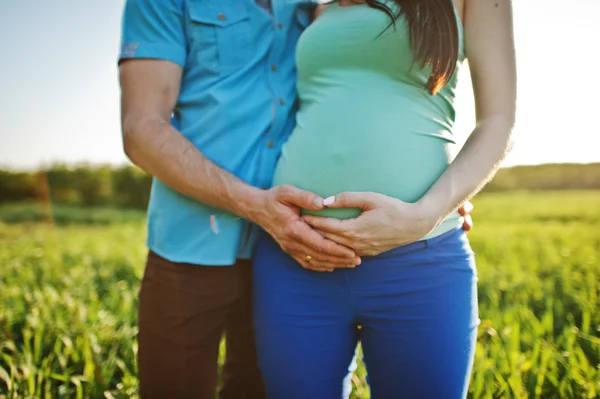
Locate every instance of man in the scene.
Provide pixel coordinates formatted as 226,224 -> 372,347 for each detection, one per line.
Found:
117,1 -> 473,398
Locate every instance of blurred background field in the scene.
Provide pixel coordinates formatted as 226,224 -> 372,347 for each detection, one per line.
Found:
1,164 -> 599,398
2,0 -> 600,397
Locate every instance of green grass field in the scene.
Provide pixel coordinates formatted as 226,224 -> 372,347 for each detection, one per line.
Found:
1,191 -> 599,398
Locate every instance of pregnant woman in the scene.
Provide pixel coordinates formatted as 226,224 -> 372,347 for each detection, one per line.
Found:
253,0 -> 516,397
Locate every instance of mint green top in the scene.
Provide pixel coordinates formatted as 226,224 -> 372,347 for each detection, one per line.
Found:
273,2 -> 466,241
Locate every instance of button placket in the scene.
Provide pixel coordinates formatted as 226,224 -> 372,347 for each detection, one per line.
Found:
257,1 -> 287,191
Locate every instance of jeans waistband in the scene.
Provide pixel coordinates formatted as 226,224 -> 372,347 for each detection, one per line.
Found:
374,227 -> 465,259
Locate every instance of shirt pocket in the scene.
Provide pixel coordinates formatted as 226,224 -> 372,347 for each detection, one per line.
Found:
187,1 -> 252,72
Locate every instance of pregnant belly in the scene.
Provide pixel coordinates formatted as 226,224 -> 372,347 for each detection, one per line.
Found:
273,121 -> 455,220
272,82 -> 465,238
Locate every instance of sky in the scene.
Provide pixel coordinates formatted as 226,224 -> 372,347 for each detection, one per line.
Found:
1,0 -> 599,170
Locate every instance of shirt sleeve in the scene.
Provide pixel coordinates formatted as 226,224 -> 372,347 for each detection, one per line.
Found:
118,0 -> 187,68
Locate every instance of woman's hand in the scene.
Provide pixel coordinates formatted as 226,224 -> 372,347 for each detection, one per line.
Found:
302,192 -> 475,257
301,192 -> 438,257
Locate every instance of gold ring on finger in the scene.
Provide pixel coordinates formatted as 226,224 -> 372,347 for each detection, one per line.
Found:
304,255 -> 313,263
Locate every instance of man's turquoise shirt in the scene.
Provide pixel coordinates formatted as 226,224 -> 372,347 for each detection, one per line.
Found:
119,0 -> 313,265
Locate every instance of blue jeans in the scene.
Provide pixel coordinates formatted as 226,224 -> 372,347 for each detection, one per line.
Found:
252,227 -> 479,399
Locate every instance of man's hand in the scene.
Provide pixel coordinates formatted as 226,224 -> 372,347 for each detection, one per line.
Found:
313,5 -> 328,20
459,201 -> 474,232
302,193 -> 475,257
248,185 -> 361,272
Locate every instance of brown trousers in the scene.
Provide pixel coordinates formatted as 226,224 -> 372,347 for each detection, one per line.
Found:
137,251 -> 266,399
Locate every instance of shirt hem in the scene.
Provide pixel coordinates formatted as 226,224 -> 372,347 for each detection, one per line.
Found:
421,213 -> 464,241
147,244 -> 239,266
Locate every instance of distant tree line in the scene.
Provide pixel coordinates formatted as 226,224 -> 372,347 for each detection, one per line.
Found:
0,164 -> 152,208
484,163 -> 600,192
1,162 -> 600,209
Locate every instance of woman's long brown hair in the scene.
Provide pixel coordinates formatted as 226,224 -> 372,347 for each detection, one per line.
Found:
358,0 -> 461,94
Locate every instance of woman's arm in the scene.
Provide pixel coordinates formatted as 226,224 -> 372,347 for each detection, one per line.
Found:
418,0 -> 517,221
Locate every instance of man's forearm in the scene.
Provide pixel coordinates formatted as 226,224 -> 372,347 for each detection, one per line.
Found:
123,115 -> 264,219
419,115 -> 514,222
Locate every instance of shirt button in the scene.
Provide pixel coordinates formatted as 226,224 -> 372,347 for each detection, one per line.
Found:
218,13 -> 226,21
279,98 -> 285,105
271,64 -> 277,72
267,140 -> 274,148
277,22 -> 283,30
